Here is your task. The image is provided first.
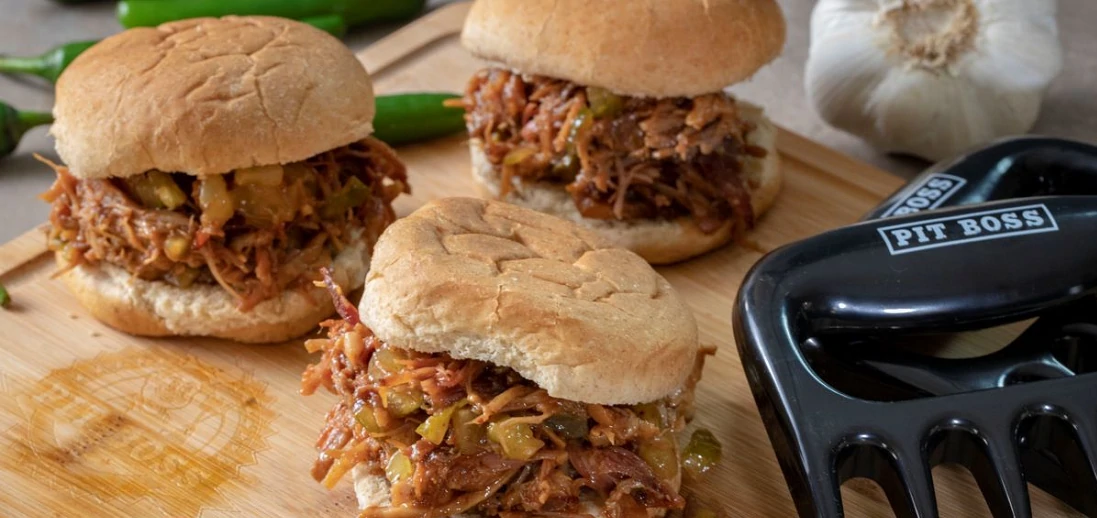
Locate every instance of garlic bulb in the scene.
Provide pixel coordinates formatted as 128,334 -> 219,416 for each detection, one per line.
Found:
805,0 -> 1063,162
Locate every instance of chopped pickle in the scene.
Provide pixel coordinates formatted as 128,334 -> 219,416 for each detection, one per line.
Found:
234,164 -> 284,186
368,346 -> 406,380
383,387 -> 424,418
198,176 -> 233,228
551,153 -> 579,178
453,407 -> 489,454
634,402 -> 665,428
168,266 -> 200,289
233,184 -> 295,227
284,163 -> 319,195
385,450 -> 413,484
683,428 -> 723,477
354,400 -> 386,435
487,420 -> 545,461
124,175 -> 166,209
503,146 -> 536,166
148,171 -> 188,209
320,176 -> 371,219
587,87 -> 624,118
163,235 -> 191,262
416,402 -> 463,445
639,431 -> 679,482
544,413 -> 589,440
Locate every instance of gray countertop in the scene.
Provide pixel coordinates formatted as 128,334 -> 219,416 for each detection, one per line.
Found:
2,0 -> 1094,243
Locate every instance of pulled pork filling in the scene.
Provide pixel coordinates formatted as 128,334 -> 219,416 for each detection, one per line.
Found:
301,277 -> 713,518
40,137 -> 409,311
462,68 -> 767,234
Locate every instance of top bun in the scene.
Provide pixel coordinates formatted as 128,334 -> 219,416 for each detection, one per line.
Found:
461,0 -> 786,98
53,16 -> 376,179
360,198 -> 700,405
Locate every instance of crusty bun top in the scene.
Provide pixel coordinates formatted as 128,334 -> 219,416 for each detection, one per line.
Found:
53,16 -> 376,179
461,0 -> 786,98
360,198 -> 700,405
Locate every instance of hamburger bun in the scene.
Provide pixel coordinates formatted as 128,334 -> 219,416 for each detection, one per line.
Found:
52,16 -> 376,179
359,197 -> 701,406
461,0 -> 786,98
470,102 -> 781,264
57,232 -> 371,343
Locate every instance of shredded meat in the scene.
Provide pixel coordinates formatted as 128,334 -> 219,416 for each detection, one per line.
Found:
462,68 -> 764,234
40,138 -> 409,310
301,280 -> 712,517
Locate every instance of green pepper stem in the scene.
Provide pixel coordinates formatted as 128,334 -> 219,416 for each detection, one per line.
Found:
17,110 -> 54,131
0,55 -> 48,78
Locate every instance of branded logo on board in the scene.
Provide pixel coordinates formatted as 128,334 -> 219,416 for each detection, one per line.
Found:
877,204 -> 1059,255
882,173 -> 968,217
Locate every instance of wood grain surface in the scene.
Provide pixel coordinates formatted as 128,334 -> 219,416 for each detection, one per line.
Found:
0,3 -> 1081,517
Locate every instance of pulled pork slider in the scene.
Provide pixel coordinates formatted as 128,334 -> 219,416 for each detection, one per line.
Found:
302,198 -> 712,517
39,16 -> 409,343
459,0 -> 786,264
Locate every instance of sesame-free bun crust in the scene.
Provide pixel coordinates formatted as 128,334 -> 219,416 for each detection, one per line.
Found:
471,103 -> 781,264
461,0 -> 786,98
360,198 -> 699,406
53,16 -> 376,179
59,236 -> 370,343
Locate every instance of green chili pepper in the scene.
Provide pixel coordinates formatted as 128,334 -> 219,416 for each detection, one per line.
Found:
0,40 -> 96,84
372,93 -> 465,146
1,101 -> 53,160
0,16 -> 344,85
0,282 -> 10,309
298,14 -> 347,38
117,0 -> 426,29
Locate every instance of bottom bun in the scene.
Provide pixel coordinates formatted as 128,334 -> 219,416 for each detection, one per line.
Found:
351,443 -> 681,518
59,235 -> 371,343
470,102 -> 781,264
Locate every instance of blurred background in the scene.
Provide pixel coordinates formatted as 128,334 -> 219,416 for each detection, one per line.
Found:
1,0 -> 1094,242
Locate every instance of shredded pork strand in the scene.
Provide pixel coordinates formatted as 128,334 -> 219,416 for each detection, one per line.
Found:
462,68 -> 764,234
301,279 -> 712,517
40,137 -> 409,311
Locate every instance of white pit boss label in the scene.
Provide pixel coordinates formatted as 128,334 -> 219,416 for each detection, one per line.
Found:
882,173 -> 967,217
877,204 -> 1059,255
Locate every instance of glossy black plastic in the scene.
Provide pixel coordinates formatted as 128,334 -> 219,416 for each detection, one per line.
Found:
734,137 -> 1097,517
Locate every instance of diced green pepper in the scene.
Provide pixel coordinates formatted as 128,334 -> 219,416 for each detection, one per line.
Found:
587,87 -> 624,119
320,176 -> 371,219
0,282 -> 10,309
544,413 -> 589,440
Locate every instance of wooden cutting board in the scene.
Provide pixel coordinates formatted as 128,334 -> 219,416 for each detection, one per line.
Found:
0,3 -> 1081,517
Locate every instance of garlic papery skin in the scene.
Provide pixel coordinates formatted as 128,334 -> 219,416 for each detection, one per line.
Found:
805,0 -> 1063,162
